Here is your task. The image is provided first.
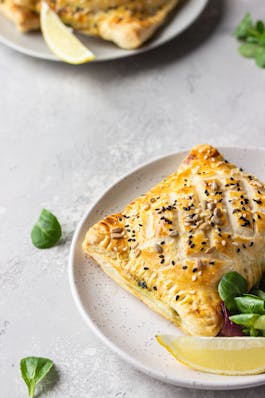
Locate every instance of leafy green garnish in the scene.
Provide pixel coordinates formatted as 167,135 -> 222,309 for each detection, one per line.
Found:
229,313 -> 260,328
31,209 -> 62,249
218,272 -> 247,313
251,289 -> 265,300
234,13 -> 253,39
234,295 -> 265,315
20,357 -> 54,397
234,13 -> 265,68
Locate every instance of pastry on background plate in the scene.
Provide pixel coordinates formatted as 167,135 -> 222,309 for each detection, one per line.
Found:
0,0 -> 181,49
82,144 -> 265,336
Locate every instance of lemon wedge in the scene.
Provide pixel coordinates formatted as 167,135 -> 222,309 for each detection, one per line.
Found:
40,1 -> 95,64
156,335 -> 265,375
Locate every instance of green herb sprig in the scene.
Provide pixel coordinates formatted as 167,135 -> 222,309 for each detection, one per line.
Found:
234,13 -> 265,68
218,272 -> 265,336
31,209 -> 62,249
20,357 -> 54,397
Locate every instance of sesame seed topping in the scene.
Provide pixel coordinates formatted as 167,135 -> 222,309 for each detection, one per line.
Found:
175,295 -> 180,301
205,246 -> 216,254
221,240 -> 227,246
144,266 -> 149,270
154,244 -> 163,253
169,230 -> 179,237
182,265 -> 188,270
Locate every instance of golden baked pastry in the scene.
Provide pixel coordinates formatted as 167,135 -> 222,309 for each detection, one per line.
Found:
0,0 -> 40,32
82,144 -> 265,336
0,0 -> 180,49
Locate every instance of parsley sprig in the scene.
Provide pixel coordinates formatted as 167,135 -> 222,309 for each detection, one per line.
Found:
234,13 -> 265,68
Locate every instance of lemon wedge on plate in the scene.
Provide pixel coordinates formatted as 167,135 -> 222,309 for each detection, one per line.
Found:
156,335 -> 265,375
40,1 -> 95,64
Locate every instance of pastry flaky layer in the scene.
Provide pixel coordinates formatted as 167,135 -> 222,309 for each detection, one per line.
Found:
0,0 -> 180,49
82,144 -> 265,336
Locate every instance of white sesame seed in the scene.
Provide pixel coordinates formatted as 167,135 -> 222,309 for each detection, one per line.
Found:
232,242 -> 238,246
142,203 -> 150,210
205,246 -> 216,254
221,240 -> 227,246
192,275 -> 197,281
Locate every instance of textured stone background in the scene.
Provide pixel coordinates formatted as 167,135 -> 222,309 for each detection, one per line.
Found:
1,0 -> 265,396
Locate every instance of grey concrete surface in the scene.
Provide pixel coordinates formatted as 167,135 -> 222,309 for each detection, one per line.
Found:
1,0 -> 265,396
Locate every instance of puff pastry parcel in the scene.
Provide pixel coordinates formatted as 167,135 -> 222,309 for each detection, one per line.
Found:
0,0 -> 180,49
82,144 -> 265,336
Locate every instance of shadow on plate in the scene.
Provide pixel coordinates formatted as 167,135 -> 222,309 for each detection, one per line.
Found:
117,0 -> 224,70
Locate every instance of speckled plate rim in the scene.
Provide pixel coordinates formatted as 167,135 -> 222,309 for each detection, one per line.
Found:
0,0 -> 208,62
69,146 -> 265,390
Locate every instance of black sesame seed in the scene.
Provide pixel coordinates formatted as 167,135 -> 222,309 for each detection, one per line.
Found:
160,259 -> 165,264
159,254 -> 164,258
139,224 -> 143,227
192,268 -> 198,273
242,244 -> 246,249
138,281 -> 147,289
160,241 -> 165,245
240,168 -> 243,171
183,206 -> 191,211
258,214 -> 262,219
205,190 -> 209,196
182,265 -> 188,270
144,267 -> 149,270
190,243 -> 195,248
253,199 -> 262,205
236,248 -> 240,253
202,241 -> 207,245
209,261 -> 215,265
175,295 -> 180,301
171,260 -> 175,265
250,242 -> 254,247
153,286 -> 157,291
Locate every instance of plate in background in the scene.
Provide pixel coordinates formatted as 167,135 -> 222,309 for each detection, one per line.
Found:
69,146 -> 265,389
0,0 -> 208,61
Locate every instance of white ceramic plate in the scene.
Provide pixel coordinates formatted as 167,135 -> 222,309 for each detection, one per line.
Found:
69,147 -> 265,390
0,0 -> 207,61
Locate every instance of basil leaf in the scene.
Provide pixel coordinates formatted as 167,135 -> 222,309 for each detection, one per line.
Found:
31,209 -> 62,249
256,20 -> 265,34
20,357 -> 54,398
218,272 -> 248,312
239,43 -> 261,58
256,49 -> 265,68
254,315 -> 265,330
234,13 -> 253,39
229,314 -> 260,328
235,295 -> 265,315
